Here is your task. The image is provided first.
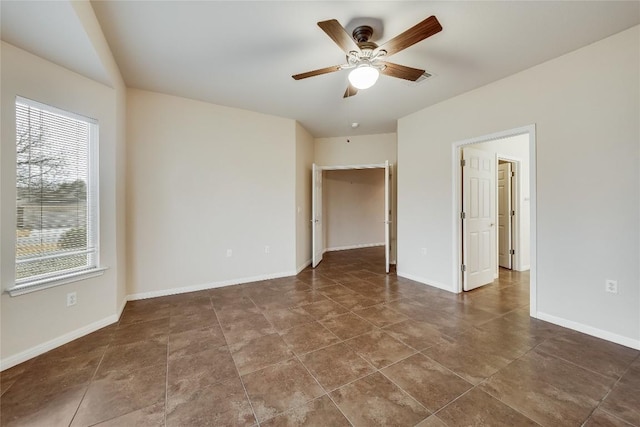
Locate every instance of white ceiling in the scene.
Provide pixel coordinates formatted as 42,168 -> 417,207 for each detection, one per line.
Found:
3,1 -> 639,137
1,1 -> 111,87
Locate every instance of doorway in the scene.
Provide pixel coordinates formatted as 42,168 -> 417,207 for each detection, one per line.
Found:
453,125 -> 537,315
498,157 -> 521,270
312,162 -> 392,273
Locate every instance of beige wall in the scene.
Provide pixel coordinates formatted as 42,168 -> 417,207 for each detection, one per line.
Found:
315,133 -> 397,262
126,89 -> 297,298
398,26 -> 639,347
71,0 -> 128,324
324,168 -> 385,251
314,133 -> 397,167
1,42 -> 122,366
295,122 -> 314,271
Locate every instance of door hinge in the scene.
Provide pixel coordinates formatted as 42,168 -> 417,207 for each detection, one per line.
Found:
511,210 -> 515,216
511,171 -> 515,177
460,159 -> 466,167
460,212 -> 466,219
509,249 -> 515,255
461,264 -> 466,272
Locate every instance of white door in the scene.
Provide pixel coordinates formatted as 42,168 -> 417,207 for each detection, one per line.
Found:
384,161 -> 390,273
462,147 -> 496,291
498,162 -> 513,269
311,164 -> 323,268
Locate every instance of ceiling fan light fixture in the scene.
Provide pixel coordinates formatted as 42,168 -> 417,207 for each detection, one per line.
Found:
348,64 -> 379,89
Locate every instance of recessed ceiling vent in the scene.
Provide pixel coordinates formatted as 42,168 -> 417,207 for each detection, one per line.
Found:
402,71 -> 435,86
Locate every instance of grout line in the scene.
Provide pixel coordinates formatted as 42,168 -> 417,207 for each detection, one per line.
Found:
211,301 -> 262,427
163,332 -> 169,427
67,348 -> 107,426
417,351 -> 477,386
533,345 -> 627,382
68,317 -> 120,426
580,355 -> 637,425
291,354 -> 356,426
591,407 -> 636,426
472,346 -> 553,426
377,368 -> 433,415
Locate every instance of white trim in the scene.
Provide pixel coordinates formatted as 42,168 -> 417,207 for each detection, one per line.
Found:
452,124 -> 537,317
296,259 -> 312,274
16,96 -> 98,124
12,97 -> 102,297
319,163 -> 386,171
536,311 -> 640,350
118,295 -> 128,317
314,162 -> 393,273
0,313 -> 118,371
7,267 -> 108,296
325,242 -> 385,252
496,155 -> 522,271
127,270 -> 297,301
396,271 -> 455,293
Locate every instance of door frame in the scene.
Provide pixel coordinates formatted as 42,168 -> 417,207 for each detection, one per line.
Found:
497,156 -> 521,272
313,162 -> 392,271
451,125 -> 537,316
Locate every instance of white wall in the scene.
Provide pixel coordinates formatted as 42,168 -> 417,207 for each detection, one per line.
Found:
126,89 -> 297,298
1,42 -> 122,367
398,26 -> 639,347
315,133 -> 397,262
473,134 -> 530,270
324,168 -> 385,251
295,122 -> 314,272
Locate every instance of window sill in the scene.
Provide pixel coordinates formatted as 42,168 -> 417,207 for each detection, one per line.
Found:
7,267 -> 108,297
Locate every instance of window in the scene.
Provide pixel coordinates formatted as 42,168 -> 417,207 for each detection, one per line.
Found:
12,97 -> 101,294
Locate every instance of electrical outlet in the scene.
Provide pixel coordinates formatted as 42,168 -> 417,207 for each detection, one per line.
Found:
265,246 -> 270,254
226,249 -> 232,257
67,292 -> 77,307
605,279 -> 618,294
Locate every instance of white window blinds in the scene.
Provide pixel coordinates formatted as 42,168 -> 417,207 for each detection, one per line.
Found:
14,97 -> 99,289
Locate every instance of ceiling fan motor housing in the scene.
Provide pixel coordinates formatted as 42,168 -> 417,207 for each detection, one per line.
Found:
352,25 -> 374,43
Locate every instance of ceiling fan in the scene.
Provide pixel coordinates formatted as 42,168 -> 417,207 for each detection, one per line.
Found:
292,16 -> 442,98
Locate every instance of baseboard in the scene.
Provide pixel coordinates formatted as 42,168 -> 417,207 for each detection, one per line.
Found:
0,314 -> 119,371
296,259 -> 312,274
536,311 -> 640,350
325,242 -> 384,252
118,295 -> 128,316
1,270 -> 300,371
127,270 -> 297,301
396,271 -> 455,293
517,264 -> 530,272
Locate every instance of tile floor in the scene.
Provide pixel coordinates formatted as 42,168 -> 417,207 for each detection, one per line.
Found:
1,247 -> 639,426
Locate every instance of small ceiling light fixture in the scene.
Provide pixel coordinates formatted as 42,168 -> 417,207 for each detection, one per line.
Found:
351,122 -> 359,128
348,64 -> 380,90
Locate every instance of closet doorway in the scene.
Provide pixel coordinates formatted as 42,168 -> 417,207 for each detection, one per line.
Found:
312,162 -> 391,273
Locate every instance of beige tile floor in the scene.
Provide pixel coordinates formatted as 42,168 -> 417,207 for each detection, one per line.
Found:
1,247 -> 638,426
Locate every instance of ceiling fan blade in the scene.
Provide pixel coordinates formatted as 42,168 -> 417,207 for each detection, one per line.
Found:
318,19 -> 360,53
292,65 -> 342,80
376,15 -> 442,57
379,61 -> 425,81
343,84 -> 358,98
